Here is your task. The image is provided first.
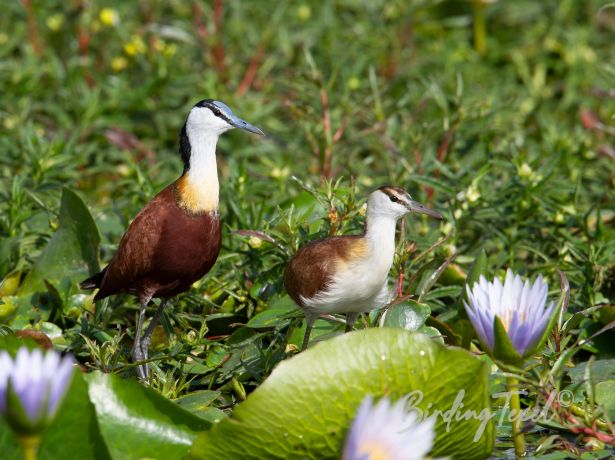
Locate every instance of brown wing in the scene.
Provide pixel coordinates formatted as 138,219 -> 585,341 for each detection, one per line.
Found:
95,185 -> 176,300
283,236 -> 364,307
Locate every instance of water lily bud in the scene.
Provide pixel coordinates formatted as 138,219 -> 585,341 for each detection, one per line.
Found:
343,395 -> 435,460
464,269 -> 559,365
0,348 -> 74,435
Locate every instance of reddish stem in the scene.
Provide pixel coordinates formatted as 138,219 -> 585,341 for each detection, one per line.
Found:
21,0 -> 43,56
332,116 -> 348,144
436,128 -> 454,169
425,128 -> 455,200
76,25 -> 95,88
320,88 -> 332,177
213,0 -> 226,82
397,272 -> 404,298
193,2 -> 208,46
236,44 -> 265,96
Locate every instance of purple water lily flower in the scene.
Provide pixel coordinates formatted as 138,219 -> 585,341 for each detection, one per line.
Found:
343,395 -> 435,460
0,347 -> 74,433
464,269 -> 555,359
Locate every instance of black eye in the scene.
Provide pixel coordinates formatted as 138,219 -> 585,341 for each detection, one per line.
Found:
389,195 -> 399,203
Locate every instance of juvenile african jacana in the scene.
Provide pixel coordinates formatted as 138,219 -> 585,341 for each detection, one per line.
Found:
81,99 -> 264,379
284,186 -> 442,350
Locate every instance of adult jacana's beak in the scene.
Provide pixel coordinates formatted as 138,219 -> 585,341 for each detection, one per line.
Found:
230,114 -> 265,136
405,199 -> 443,219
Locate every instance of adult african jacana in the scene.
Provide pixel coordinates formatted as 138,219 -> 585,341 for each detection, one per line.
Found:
81,99 -> 264,378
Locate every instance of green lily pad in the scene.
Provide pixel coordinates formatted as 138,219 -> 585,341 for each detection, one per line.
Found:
189,328 -> 494,459
382,300 -> 430,331
85,371 -> 210,460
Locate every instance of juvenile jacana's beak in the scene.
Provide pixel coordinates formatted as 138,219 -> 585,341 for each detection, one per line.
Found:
405,199 -> 443,219
230,114 -> 265,136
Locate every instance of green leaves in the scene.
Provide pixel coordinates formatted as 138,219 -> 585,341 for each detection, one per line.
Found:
189,329 -> 494,460
85,372 -> 209,460
0,371 -> 211,460
381,299 -> 430,331
19,188 -> 100,295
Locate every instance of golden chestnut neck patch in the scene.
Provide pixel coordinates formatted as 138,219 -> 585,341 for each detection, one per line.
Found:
175,174 -> 219,214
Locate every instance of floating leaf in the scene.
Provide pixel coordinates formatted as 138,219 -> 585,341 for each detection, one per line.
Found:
189,329 -> 494,459
381,300 -> 430,331
85,372 -> 210,460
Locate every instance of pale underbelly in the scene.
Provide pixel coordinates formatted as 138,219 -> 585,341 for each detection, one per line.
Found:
301,272 -> 390,314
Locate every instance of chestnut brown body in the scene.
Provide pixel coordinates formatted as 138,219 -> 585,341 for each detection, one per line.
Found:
283,185 -> 443,350
284,235 -> 363,308
80,98 -> 263,379
86,183 -> 221,302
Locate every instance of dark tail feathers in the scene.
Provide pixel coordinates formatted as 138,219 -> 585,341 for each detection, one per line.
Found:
80,267 -> 107,290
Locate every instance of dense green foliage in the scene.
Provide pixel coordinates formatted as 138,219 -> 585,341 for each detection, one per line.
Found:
1,0 -> 615,458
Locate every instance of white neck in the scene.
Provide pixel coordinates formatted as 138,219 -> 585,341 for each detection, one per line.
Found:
182,127 -> 220,212
364,212 -> 398,266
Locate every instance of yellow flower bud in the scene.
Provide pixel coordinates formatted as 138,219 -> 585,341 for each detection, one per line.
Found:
518,162 -> 533,178
248,236 -> 263,249
111,56 -> 128,72
466,185 -> 480,203
347,77 -> 360,90
163,43 -> 177,56
46,14 -> 64,32
99,8 -> 119,27
297,5 -> 311,21
124,35 -> 146,56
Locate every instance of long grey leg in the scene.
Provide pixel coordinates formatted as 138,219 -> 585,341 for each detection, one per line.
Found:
301,312 -> 317,351
132,296 -> 151,380
345,312 -> 359,333
140,299 -> 168,379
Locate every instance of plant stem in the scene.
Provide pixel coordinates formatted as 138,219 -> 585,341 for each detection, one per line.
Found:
17,435 -> 40,460
507,376 -> 526,457
472,0 -> 487,56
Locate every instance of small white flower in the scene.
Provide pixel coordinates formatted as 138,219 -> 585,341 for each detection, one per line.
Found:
518,163 -> 533,178
343,395 -> 435,460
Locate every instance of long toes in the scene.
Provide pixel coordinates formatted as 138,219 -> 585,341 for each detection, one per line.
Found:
140,364 -> 150,380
